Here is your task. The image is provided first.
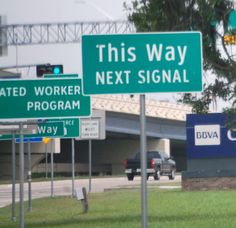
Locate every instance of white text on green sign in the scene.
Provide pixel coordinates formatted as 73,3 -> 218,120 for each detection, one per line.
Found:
82,32 -> 203,94
36,122 -> 64,137
47,118 -> 80,138
0,78 -> 91,120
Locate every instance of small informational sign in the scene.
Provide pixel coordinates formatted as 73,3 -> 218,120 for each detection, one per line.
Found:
78,110 -> 106,140
81,119 -> 99,139
75,187 -> 84,200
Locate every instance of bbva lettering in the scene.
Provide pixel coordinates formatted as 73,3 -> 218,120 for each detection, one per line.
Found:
196,131 -> 219,139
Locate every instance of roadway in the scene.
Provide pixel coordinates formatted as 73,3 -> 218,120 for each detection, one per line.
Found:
0,175 -> 181,208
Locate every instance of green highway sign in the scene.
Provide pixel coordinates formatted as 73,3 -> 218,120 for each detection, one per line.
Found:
35,121 -> 64,137
82,32 -> 203,95
48,118 -> 80,138
40,75 -> 80,138
0,77 -> 91,120
0,121 -> 65,140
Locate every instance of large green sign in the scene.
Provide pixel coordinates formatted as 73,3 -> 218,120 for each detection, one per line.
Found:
0,78 -> 91,120
82,32 -> 203,95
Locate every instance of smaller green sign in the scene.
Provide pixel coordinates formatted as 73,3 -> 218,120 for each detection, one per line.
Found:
36,121 -> 64,137
47,118 -> 80,138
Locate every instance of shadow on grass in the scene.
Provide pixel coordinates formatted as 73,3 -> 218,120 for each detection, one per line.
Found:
17,212 -> 236,228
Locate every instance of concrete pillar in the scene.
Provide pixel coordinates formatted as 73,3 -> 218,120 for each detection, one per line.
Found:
146,138 -> 170,156
158,138 -> 170,157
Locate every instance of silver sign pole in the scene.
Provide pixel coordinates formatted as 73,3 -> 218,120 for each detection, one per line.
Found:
11,131 -> 16,222
89,139 -> 92,192
140,94 -> 147,228
19,123 -> 24,228
28,141 -> 32,211
72,138 -> 75,197
50,140 -> 54,197
45,144 -> 48,179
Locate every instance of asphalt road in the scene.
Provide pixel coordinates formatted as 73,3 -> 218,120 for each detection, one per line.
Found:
0,175 -> 181,208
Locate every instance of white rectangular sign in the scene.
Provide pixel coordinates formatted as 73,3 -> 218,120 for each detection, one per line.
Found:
81,119 -> 99,139
194,124 -> 220,146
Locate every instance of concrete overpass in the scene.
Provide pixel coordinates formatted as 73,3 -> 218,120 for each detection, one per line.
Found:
0,94 -> 192,179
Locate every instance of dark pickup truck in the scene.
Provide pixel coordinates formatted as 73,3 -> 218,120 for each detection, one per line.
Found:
124,151 -> 176,181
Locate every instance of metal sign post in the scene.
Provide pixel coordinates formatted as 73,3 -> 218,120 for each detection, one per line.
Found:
45,144 -> 48,179
77,110 -> 106,192
0,122 -> 38,226
19,123 -> 24,228
11,131 -> 16,222
89,139 -> 92,192
28,141 -> 32,211
71,138 -> 75,197
80,120 -> 101,192
50,140 -> 54,198
140,94 -> 147,228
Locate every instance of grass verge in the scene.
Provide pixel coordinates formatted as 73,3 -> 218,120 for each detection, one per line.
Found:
1,188 -> 236,227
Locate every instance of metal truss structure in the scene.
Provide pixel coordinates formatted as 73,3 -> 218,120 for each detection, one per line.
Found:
0,20 -> 135,46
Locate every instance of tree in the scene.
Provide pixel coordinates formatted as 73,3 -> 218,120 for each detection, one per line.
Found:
124,0 -> 236,114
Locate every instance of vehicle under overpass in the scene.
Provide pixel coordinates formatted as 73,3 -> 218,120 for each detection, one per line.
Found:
0,94 -> 191,179
33,94 -> 191,177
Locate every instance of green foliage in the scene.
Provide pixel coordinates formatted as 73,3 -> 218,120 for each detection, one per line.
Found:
125,0 -> 236,113
223,107 -> 236,128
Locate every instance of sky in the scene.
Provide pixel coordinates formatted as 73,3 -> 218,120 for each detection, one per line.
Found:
0,0 -> 230,110
0,0 -> 182,103
1,0 -> 131,23
0,0 -> 132,74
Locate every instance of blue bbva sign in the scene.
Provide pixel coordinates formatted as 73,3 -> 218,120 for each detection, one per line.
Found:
187,113 -> 236,159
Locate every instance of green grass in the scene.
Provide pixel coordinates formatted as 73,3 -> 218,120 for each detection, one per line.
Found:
1,189 -> 236,227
